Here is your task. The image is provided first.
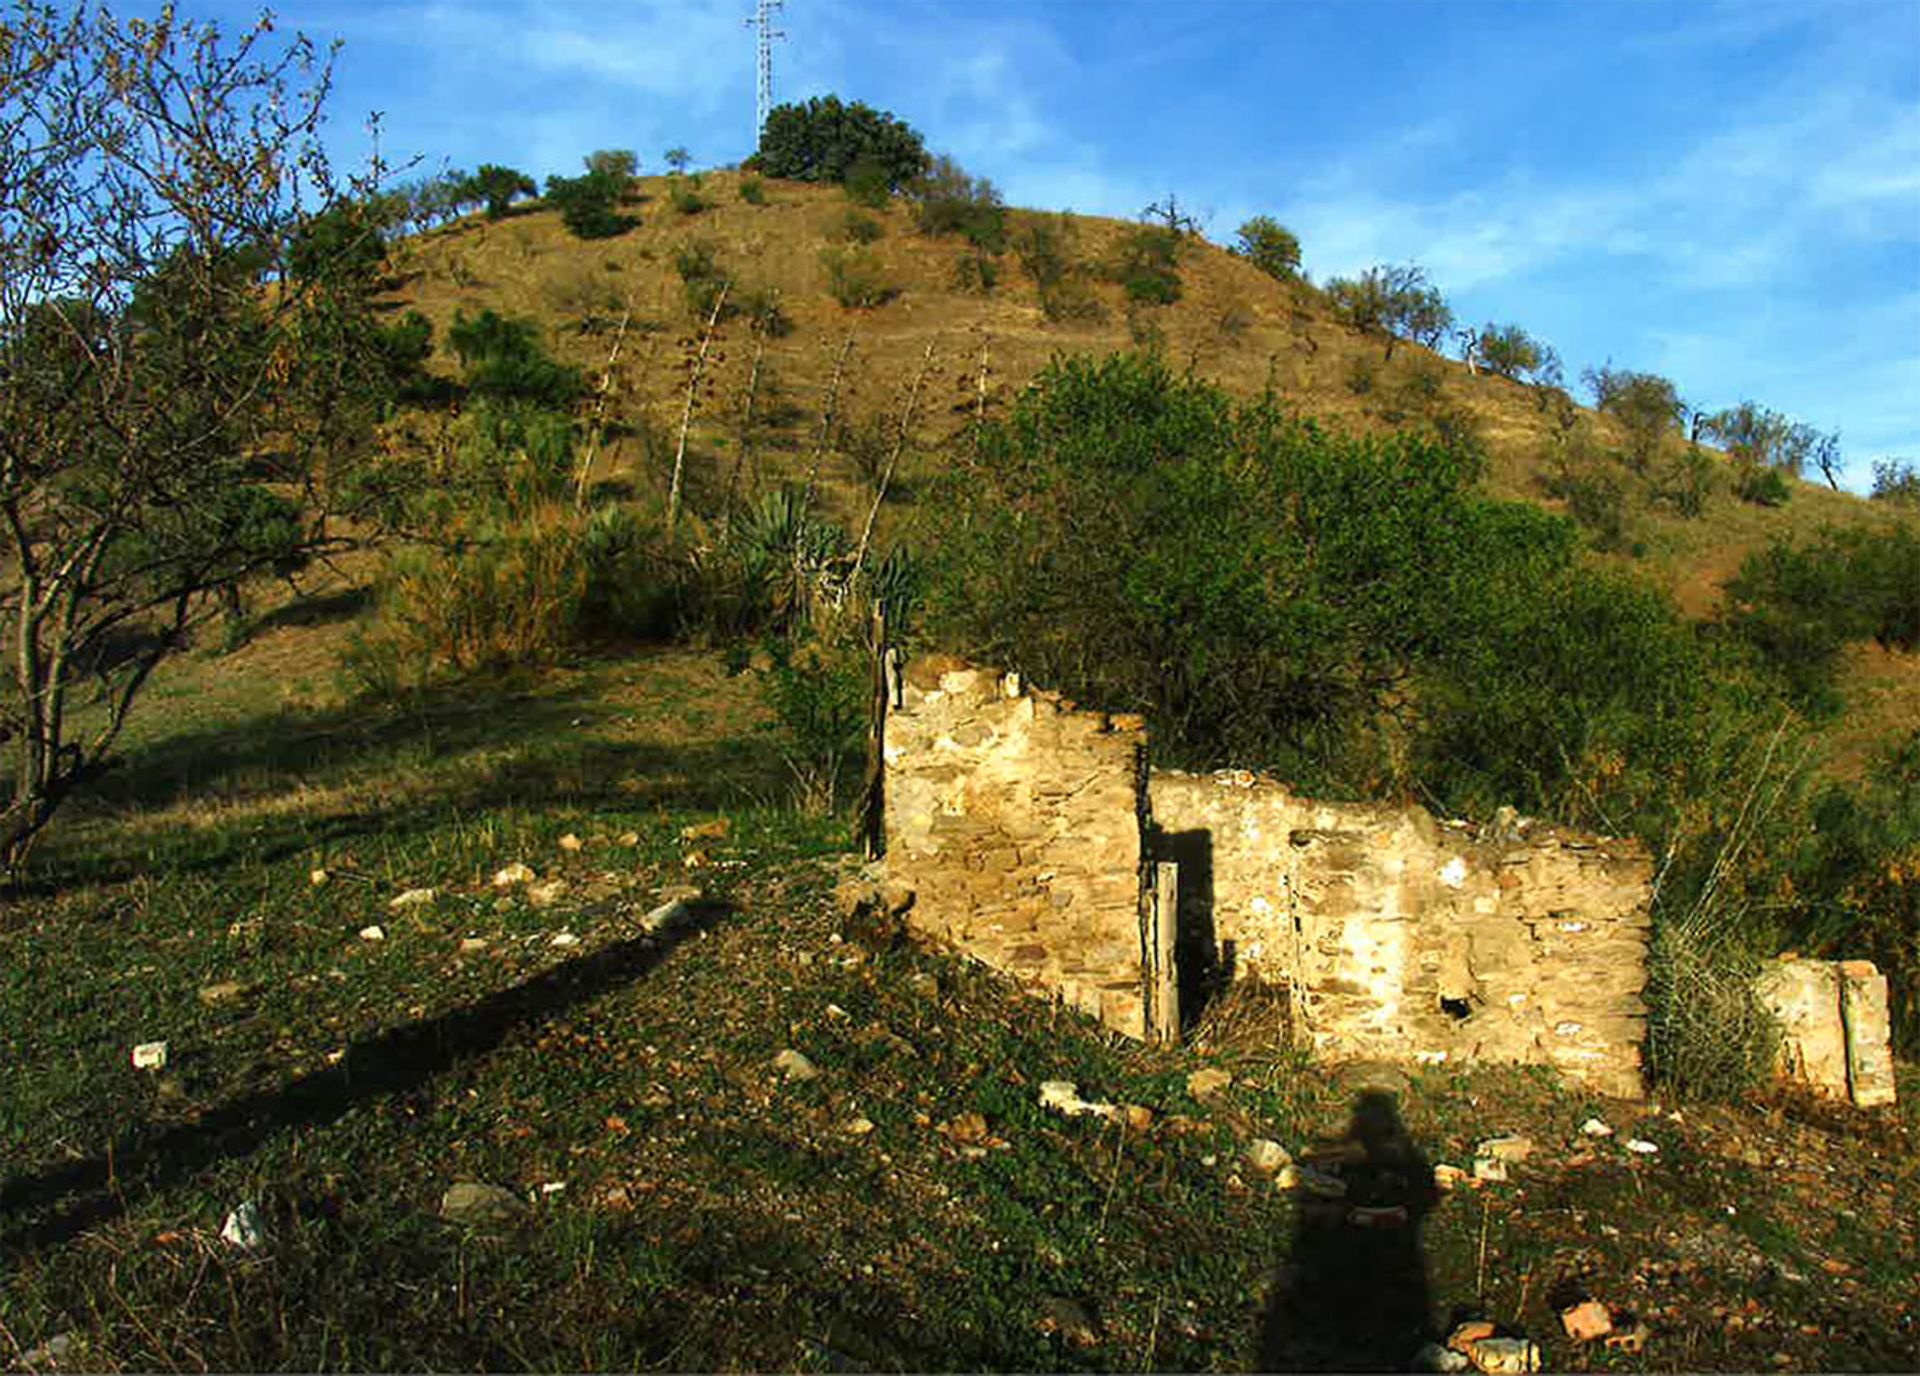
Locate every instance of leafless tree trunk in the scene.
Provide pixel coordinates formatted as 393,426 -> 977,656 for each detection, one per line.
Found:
851,338 -> 937,581
666,282 -> 729,536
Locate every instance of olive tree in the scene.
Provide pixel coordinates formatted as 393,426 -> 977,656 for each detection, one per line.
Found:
0,3 -> 389,871
1325,263 -> 1452,359
1232,215 -> 1302,281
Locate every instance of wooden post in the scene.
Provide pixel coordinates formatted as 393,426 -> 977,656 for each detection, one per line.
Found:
1146,860 -> 1180,1044
860,602 -> 888,861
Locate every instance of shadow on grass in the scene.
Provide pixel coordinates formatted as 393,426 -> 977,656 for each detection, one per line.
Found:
0,899 -> 731,1257
1259,1090 -> 1440,1371
28,660 -> 787,891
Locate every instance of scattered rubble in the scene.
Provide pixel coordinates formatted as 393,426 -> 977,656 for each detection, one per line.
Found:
220,1200 -> 267,1251
440,1181 -> 528,1226
1560,1298 -> 1614,1341
1186,1067 -> 1233,1099
773,1048 -> 819,1082
1245,1139 -> 1292,1176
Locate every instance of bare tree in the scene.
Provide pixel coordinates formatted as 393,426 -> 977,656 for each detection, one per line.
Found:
0,3 -> 386,871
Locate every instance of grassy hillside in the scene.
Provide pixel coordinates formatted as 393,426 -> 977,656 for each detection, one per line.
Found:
385,172 -> 1903,595
375,170 -> 1917,770
2,637 -> 1914,1372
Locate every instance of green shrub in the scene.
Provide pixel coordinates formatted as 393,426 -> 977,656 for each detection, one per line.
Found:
1475,322 -> 1559,386
839,209 -> 884,244
1782,733 -> 1920,1050
1724,524 -> 1920,714
1700,400 -> 1838,483
1652,442 -> 1714,519
463,164 -> 537,220
1232,215 -> 1301,281
1644,909 -> 1781,1100
1584,364 -> 1684,472
1109,225 -> 1183,305
737,285 -> 793,338
544,169 -> 633,239
674,240 -> 731,319
913,154 -> 1006,252
820,245 -> 894,308
446,309 -> 583,407
758,634 -> 870,814
1870,457 -> 1919,504
670,182 -> 709,216
1012,214 -> 1075,294
1732,458 -> 1791,506
1324,264 -> 1452,358
925,351 -> 1771,841
751,95 -> 930,191
738,175 -> 767,206
952,250 -> 999,294
1541,463 -> 1629,552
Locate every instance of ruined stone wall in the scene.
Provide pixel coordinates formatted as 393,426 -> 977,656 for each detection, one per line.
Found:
1756,958 -> 1897,1108
882,657 -> 1150,1038
880,656 -> 1655,1096
1149,771 -> 1653,1098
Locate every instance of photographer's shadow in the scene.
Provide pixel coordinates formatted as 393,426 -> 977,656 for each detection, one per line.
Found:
1260,1089 -> 1440,1371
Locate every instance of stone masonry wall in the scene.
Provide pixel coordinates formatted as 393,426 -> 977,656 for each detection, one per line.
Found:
881,656 -> 1654,1096
1150,771 -> 1653,1098
882,656 -> 1150,1038
1755,957 -> 1897,1108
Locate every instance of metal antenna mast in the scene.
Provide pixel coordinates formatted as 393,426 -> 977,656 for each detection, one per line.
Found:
746,0 -> 786,152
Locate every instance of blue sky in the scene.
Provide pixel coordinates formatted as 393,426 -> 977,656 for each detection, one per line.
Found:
265,0 -> 1916,489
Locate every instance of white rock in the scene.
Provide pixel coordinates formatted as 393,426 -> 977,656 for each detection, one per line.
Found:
1580,1117 -> 1614,1138
558,833 -> 584,852
1245,1139 -> 1292,1175
1037,1080 -> 1123,1120
640,898 -> 695,934
388,887 -> 436,910
526,879 -> 568,909
844,1116 -> 876,1136
1413,1340 -> 1472,1373
1186,1067 -> 1233,1099
358,924 -> 386,942
1625,1138 -> 1660,1155
1476,1135 -> 1534,1162
539,1181 -> 567,1196
220,1200 -> 267,1250
459,937 -> 489,954
1439,856 -> 1469,889
492,862 -> 537,888
308,868 -> 330,887
773,1048 -> 819,1081
131,1041 -> 168,1071
1472,1156 -> 1509,1183
441,1181 -> 528,1225
548,931 -> 580,948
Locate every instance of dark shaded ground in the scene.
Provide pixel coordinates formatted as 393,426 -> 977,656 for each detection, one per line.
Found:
1261,1090 -> 1440,1371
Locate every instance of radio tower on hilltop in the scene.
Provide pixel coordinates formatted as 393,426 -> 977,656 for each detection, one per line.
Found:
747,0 -> 786,153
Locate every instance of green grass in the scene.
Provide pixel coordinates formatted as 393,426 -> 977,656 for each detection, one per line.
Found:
3,641 -> 1917,1371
